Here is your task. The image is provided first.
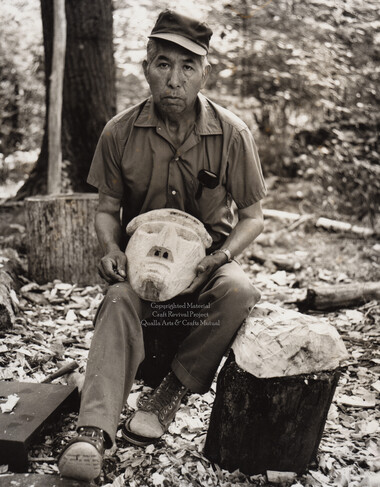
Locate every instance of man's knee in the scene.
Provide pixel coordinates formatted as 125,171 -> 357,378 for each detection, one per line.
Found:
211,264 -> 261,309
104,281 -> 138,306
94,281 -> 143,332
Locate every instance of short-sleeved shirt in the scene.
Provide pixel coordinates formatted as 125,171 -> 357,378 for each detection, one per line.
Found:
87,93 -> 266,251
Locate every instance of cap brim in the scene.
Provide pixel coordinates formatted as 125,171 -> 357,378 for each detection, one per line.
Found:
149,33 -> 207,56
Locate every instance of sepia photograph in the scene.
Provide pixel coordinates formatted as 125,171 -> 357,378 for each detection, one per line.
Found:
0,1 -> 379,486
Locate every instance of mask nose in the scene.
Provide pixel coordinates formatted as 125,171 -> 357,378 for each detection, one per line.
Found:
157,225 -> 177,245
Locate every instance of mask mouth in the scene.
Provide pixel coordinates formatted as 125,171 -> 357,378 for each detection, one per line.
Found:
140,279 -> 163,301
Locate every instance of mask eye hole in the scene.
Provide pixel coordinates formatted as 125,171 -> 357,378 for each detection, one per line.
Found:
175,227 -> 198,241
154,250 -> 160,256
140,223 -> 161,234
163,252 -> 169,259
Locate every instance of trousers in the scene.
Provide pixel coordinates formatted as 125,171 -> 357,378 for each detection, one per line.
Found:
77,260 -> 260,446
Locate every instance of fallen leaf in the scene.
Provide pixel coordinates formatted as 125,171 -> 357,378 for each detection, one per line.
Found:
337,394 -> 376,408
0,394 -> 20,413
358,472 -> 380,487
151,472 -> 166,486
65,309 -> 77,323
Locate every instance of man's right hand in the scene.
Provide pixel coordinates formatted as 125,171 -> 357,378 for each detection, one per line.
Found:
98,249 -> 127,283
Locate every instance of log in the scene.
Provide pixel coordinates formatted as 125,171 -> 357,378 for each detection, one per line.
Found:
299,282 -> 380,311
315,217 -> 375,238
0,250 -> 22,330
25,194 -> 102,286
263,208 -> 375,237
204,303 -> 347,475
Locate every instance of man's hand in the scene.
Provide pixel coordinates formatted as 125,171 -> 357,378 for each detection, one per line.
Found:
181,252 -> 226,295
98,249 -> 127,283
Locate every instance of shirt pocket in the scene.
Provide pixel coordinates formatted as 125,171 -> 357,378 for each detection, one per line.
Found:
185,176 -> 232,227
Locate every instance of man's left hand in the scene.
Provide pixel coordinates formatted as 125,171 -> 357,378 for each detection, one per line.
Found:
181,253 -> 227,295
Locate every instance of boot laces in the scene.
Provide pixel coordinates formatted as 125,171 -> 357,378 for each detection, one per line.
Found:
140,373 -> 187,418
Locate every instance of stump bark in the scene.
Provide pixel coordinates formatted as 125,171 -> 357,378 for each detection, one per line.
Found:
204,351 -> 340,475
25,194 -> 102,286
0,250 -> 22,330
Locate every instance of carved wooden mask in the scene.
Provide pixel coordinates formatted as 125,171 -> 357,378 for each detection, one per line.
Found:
125,209 -> 213,301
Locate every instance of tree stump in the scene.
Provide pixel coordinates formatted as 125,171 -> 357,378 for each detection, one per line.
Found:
25,194 -> 102,286
204,303 -> 348,475
205,352 -> 340,475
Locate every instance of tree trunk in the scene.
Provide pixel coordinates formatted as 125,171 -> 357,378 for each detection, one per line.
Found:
25,194 -> 103,285
47,0 -> 66,195
204,351 -> 340,475
16,0 -> 116,199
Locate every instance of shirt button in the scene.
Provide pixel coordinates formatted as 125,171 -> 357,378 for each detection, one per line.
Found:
171,190 -> 177,195
174,157 -> 179,161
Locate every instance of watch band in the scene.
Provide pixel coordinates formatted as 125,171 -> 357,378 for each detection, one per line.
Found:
212,248 -> 232,263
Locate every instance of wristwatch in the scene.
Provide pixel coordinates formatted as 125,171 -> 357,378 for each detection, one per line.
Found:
212,248 -> 232,263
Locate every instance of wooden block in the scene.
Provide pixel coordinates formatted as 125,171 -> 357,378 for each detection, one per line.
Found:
0,382 -> 78,472
204,352 -> 340,475
231,302 -> 348,378
0,474 -> 91,486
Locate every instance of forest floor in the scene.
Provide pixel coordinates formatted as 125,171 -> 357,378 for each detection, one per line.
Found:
0,185 -> 379,487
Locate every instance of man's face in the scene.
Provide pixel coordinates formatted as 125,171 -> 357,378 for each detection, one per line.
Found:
143,42 -> 209,117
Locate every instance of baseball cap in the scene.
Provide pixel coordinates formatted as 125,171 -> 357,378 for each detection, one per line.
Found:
149,9 -> 213,56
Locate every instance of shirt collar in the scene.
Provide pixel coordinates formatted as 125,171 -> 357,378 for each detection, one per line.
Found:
134,93 -> 223,135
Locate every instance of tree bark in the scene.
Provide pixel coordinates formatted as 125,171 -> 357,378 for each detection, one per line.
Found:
16,0 -> 116,199
204,351 -> 340,475
47,0 -> 66,195
25,194 -> 103,285
0,252 -> 22,330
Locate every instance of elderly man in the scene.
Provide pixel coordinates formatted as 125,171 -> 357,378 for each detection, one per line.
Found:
58,9 -> 266,482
